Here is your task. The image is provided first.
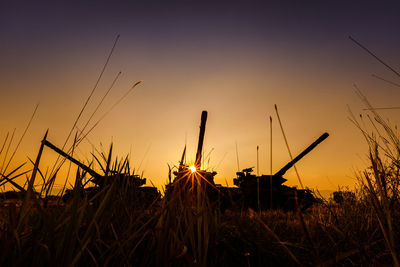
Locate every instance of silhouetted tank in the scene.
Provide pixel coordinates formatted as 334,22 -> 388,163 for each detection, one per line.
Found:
167,110 -> 328,211
42,139 -> 159,206
166,111 -> 218,199
233,132 -> 329,210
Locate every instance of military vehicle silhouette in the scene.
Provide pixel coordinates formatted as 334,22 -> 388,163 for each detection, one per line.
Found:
167,110 -> 328,211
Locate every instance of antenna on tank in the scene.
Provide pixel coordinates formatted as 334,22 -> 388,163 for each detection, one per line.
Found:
235,141 -> 240,172
269,116 -> 273,209
257,145 -> 260,211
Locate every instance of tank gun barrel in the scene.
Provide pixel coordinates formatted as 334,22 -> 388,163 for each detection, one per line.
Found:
42,140 -> 102,180
274,132 -> 329,177
195,111 -> 208,169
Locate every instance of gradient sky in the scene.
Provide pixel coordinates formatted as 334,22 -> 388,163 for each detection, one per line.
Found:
1,1 -> 400,193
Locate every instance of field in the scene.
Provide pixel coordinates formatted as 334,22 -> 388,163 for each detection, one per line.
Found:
0,95 -> 400,267
1,32 -> 400,266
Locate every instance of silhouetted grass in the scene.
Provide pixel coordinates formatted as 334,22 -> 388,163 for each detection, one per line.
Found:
1,35 -> 400,267
1,96 -> 399,265
0,129 -> 399,266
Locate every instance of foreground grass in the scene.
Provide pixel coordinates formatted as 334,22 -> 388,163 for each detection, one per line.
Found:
1,93 -> 399,266
1,107 -> 399,266
0,183 -> 398,266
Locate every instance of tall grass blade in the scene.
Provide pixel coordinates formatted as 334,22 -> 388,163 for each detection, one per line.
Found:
274,104 -> 304,188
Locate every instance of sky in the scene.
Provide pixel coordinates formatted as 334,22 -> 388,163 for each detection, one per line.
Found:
1,0 -> 400,194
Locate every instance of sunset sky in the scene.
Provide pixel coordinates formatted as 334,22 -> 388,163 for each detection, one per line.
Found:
1,1 -> 400,194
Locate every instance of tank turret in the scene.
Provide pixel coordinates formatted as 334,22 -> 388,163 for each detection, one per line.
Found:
168,111 -> 217,194
233,132 -> 329,210
42,139 -> 158,205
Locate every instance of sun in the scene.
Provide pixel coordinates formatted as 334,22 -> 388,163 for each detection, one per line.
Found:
189,165 -> 197,173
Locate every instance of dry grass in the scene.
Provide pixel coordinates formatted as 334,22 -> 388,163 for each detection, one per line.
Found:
0,140 -> 399,266
0,96 -> 399,266
1,35 -> 399,266
0,100 -> 399,266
